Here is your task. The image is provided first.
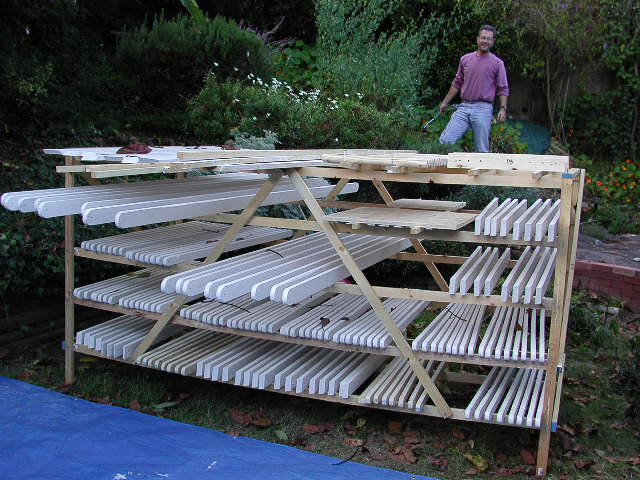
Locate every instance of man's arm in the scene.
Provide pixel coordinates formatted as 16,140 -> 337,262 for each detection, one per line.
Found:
497,94 -> 508,123
439,86 -> 459,114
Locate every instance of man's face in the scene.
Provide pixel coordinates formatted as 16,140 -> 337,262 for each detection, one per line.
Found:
476,30 -> 495,53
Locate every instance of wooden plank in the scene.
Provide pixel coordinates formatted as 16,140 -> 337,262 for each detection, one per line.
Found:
388,199 -> 466,211
325,207 -> 476,230
64,156 -> 78,385
288,169 -> 453,418
447,153 -> 569,173
178,149 -> 415,160
298,166 -> 565,189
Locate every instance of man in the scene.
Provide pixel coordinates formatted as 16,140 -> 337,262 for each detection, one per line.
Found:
439,25 -> 509,153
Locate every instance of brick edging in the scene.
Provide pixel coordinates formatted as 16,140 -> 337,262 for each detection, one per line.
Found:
573,260 -> 640,311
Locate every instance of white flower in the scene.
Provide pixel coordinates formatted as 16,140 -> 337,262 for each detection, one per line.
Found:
266,113 -> 271,117
213,62 -> 219,67
246,50 -> 250,57
252,116 -> 257,121
335,138 -> 339,142
232,98 -> 239,103
233,67 -> 238,71
344,94 -> 349,97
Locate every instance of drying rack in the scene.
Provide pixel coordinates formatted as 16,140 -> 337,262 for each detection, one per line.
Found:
6,148 -> 583,477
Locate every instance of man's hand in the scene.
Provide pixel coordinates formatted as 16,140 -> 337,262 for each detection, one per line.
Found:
497,107 -> 507,123
439,102 -> 448,114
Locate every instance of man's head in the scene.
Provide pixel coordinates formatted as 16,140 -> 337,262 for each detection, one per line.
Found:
476,25 -> 496,54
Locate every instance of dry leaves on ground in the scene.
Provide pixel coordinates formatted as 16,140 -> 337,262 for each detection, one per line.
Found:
303,423 -> 334,434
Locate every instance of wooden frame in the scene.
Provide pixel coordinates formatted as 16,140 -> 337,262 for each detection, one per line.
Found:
53,152 -> 581,477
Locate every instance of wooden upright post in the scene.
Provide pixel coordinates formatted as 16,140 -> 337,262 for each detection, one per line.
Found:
64,156 -> 77,384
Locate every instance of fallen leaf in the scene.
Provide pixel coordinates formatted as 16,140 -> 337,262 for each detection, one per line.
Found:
610,422 -> 626,430
521,450 -> 536,465
559,424 -> 576,436
251,414 -> 272,428
229,409 -> 252,426
96,396 -> 111,405
452,427 -> 466,439
227,429 -> 242,437
464,469 -> 479,475
627,457 -> 640,465
293,436 -> 306,446
19,370 -> 32,381
345,437 -> 364,447
320,317 -> 330,328
464,453 -> 489,472
391,446 -> 417,464
388,421 -> 403,434
382,433 -> 397,445
303,423 -> 333,434
306,443 -> 317,450
129,399 -> 141,411
574,459 -> 595,470
369,454 -> 387,461
496,467 -> 513,476
356,417 -> 367,429
404,431 -> 421,444
468,439 -> 475,450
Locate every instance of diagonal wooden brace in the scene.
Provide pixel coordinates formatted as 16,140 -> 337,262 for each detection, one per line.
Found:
371,179 -> 449,291
292,177 -> 351,240
130,170 -> 284,361
289,169 -> 452,418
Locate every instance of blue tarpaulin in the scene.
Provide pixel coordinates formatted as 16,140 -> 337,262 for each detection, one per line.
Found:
1,376 -> 440,480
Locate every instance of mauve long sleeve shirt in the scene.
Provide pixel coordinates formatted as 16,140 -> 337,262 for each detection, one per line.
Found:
452,52 -> 509,103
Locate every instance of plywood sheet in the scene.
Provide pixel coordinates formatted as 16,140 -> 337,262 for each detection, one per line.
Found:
324,207 -> 476,230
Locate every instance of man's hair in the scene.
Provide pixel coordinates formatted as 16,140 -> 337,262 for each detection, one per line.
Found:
478,25 -> 497,37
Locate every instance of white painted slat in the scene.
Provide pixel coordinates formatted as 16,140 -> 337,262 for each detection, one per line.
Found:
524,198 -> 552,241
523,247 -> 552,304
114,182 -> 358,228
459,247 -> 493,294
535,249 -> 558,304
512,199 -> 542,241
500,247 -> 531,302
496,368 -> 525,424
474,198 -> 499,235
449,246 -> 482,294
534,199 -> 561,241
499,199 -> 528,236
489,199 -> 518,236
511,247 -> 545,303
484,248 -> 511,296
473,248 -> 498,296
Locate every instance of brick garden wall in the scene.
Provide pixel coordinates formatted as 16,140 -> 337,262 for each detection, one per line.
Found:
573,260 -> 640,312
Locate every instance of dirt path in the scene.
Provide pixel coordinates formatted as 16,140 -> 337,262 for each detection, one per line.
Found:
577,233 -> 640,269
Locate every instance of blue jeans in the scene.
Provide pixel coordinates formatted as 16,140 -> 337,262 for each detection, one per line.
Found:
439,102 -> 493,152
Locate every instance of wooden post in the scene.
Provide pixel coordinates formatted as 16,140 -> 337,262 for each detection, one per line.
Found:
535,172 -> 576,476
371,179 -> 449,292
130,170 -> 284,361
289,169 -> 452,418
64,156 -> 77,384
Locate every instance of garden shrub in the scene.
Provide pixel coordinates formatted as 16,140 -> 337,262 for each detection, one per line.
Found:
116,14 -> 272,112
188,74 -> 403,149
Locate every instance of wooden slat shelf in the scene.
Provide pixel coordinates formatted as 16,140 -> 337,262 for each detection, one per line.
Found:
72,296 -> 550,370
19,149 -> 580,477
73,342 -> 539,428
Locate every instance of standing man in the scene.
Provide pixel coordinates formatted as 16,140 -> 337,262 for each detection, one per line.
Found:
439,25 -> 509,153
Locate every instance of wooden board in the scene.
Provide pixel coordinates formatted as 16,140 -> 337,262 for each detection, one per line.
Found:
324,207 -> 476,231
389,199 -> 466,211
447,153 -> 569,173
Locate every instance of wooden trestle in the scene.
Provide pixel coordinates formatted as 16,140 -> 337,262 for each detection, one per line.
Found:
27,150 -> 583,477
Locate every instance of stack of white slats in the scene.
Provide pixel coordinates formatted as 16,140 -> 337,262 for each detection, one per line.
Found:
465,367 -> 546,428
411,303 -> 486,355
311,298 -> 428,348
477,307 -> 547,362
144,334 -> 388,398
75,315 -> 181,359
501,247 -> 557,304
1,173 -> 358,228
180,294 -> 263,326
73,268 -> 201,312
161,233 -> 410,305
137,330 -> 237,375
278,293 -> 372,339
80,222 -> 292,266
359,358 -> 445,411
474,197 -> 561,241
448,247 -> 511,296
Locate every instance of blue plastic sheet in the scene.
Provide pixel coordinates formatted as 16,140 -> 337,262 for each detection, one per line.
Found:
1,377 -> 440,480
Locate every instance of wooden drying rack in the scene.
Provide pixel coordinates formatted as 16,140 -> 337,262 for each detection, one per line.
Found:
58,150 -> 583,477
